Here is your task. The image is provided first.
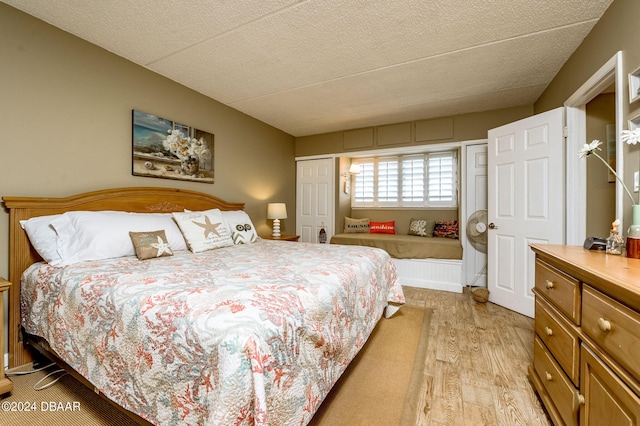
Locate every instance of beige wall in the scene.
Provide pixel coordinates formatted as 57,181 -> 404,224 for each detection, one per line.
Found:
295,106 -> 533,157
535,0 -> 640,229
586,93 -> 616,238
0,4 -> 297,284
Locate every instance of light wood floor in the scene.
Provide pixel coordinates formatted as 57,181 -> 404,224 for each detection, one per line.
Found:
403,286 -> 551,426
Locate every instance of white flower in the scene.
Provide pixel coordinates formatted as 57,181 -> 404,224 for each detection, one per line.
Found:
579,139 -> 637,205
621,129 -> 640,145
162,129 -> 211,162
578,139 -> 602,159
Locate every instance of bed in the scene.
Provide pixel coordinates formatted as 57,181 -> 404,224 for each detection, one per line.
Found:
4,187 -> 405,425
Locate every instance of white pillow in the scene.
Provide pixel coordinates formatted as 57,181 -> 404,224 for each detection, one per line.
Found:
20,214 -> 64,264
172,209 -> 234,252
221,210 -> 258,244
50,211 -> 188,266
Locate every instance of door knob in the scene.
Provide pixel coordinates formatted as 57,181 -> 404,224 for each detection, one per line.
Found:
488,223 -> 498,229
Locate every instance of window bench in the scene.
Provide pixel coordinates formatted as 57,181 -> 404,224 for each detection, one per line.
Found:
330,233 -> 463,293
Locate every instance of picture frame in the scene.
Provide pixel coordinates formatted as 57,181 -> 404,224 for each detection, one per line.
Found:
628,64 -> 640,104
132,110 -> 214,183
629,111 -> 640,131
606,123 -> 616,183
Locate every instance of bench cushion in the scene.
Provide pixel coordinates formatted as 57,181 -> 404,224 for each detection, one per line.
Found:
330,233 -> 462,260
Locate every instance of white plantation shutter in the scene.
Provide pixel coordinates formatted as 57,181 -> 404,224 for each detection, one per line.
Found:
402,156 -> 425,204
427,151 -> 456,206
377,158 -> 398,204
353,161 -> 374,204
353,151 -> 457,208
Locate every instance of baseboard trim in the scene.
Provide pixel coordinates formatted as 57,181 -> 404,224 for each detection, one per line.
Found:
392,258 -> 463,293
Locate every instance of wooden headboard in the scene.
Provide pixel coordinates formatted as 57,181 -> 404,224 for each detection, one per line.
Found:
2,187 -> 244,368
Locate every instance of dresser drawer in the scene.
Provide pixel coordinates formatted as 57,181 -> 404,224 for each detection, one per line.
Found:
533,336 -> 579,426
535,259 -> 581,324
582,285 -> 640,381
535,297 -> 580,385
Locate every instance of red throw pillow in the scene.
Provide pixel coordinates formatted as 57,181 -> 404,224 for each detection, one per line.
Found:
369,221 -> 396,234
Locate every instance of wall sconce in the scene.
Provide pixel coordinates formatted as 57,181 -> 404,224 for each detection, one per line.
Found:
267,203 -> 287,237
343,162 -> 361,194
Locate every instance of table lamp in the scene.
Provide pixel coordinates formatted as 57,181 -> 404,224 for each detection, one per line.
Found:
267,203 -> 287,237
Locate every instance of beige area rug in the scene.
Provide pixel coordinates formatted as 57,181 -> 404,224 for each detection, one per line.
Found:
1,366 -> 140,425
0,306 -> 431,426
310,305 -> 432,426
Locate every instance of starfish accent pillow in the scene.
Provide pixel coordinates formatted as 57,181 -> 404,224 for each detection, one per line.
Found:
129,230 -> 174,260
408,218 -> 435,237
172,209 -> 234,252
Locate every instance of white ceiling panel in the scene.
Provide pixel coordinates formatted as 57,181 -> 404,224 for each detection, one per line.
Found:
3,0 -> 613,136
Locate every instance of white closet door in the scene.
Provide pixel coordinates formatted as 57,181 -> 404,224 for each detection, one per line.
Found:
464,143 -> 488,287
297,158 -> 334,243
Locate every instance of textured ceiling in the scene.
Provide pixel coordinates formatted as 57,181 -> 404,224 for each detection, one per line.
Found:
4,0 -> 613,136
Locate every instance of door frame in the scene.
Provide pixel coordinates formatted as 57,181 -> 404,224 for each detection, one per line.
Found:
564,51 -> 624,245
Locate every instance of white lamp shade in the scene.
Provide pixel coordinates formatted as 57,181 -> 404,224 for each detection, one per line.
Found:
348,162 -> 361,174
267,203 -> 287,219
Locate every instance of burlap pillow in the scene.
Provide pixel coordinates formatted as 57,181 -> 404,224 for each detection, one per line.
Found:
344,217 -> 370,233
129,230 -> 174,260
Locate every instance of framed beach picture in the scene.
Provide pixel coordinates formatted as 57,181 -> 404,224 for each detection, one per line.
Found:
132,110 -> 214,183
606,123 -> 616,183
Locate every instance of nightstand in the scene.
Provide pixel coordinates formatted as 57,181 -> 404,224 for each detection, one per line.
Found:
261,234 -> 300,242
0,277 -> 12,395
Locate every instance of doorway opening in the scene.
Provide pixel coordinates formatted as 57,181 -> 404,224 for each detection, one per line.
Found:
564,51 -> 624,245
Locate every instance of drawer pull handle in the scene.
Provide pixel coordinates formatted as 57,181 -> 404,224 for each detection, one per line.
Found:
545,280 -> 554,289
544,326 -> 553,336
597,317 -> 611,332
545,371 -> 552,381
575,393 -> 585,405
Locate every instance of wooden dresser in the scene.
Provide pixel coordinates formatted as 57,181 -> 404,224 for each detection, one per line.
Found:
529,244 -> 640,425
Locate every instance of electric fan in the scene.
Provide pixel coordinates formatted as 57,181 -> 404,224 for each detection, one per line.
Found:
466,209 -> 488,252
466,209 -> 489,302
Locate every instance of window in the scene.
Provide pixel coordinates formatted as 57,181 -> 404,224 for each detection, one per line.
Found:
352,150 -> 458,208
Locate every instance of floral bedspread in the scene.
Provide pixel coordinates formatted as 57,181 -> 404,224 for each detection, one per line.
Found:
21,240 -> 404,425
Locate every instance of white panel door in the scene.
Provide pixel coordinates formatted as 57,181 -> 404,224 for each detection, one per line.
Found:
464,143 -> 488,287
487,107 -> 564,317
296,158 -> 334,243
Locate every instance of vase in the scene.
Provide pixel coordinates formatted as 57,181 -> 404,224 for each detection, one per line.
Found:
627,204 -> 640,259
181,156 -> 200,175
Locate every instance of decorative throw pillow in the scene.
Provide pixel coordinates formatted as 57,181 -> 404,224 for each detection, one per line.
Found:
172,209 -> 234,252
433,220 -> 459,239
344,217 -> 370,233
129,230 -> 174,260
408,218 -> 435,237
369,221 -> 396,234
221,210 -> 258,244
